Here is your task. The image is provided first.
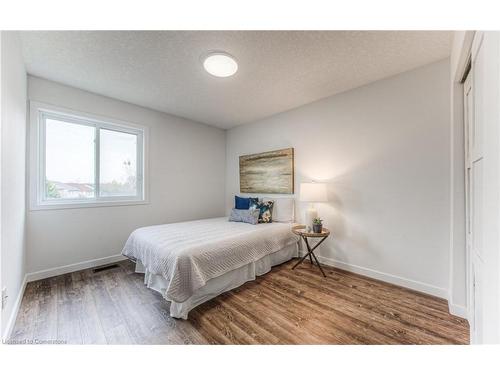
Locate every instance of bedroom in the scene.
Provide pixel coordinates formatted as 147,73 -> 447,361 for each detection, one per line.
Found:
1,0 -> 499,373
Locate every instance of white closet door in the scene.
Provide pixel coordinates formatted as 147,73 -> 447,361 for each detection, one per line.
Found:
467,31 -> 500,344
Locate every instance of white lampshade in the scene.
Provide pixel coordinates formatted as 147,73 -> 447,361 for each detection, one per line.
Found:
300,182 -> 328,202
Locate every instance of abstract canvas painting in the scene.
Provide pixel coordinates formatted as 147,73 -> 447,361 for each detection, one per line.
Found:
239,148 -> 294,194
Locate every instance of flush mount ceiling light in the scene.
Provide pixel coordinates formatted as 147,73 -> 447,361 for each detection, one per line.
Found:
202,52 -> 238,78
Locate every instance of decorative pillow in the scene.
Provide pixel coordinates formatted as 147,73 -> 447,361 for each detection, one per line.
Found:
235,195 -> 251,209
249,197 -> 259,208
228,208 -> 260,225
249,199 -> 275,223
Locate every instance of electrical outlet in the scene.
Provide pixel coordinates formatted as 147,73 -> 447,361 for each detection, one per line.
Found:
1,287 -> 7,310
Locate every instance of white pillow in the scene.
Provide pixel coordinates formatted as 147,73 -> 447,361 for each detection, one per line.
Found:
264,197 -> 295,223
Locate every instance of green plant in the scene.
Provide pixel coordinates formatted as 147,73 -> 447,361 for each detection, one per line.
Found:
313,217 -> 323,225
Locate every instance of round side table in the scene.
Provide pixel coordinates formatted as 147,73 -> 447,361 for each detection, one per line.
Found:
292,224 -> 330,277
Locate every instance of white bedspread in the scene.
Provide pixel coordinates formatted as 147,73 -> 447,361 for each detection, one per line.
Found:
122,217 -> 298,303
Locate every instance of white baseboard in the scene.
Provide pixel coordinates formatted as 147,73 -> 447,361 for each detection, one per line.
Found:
25,254 -> 126,282
313,254 -> 449,299
2,275 -> 28,342
449,303 -> 468,319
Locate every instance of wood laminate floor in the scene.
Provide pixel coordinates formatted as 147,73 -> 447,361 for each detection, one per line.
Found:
10,260 -> 469,344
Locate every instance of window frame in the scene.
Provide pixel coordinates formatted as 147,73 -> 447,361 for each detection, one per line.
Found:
29,101 -> 149,210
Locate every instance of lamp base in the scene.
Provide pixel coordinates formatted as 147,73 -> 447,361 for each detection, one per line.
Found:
305,206 -> 318,230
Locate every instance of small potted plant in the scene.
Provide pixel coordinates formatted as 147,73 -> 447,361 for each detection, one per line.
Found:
312,217 -> 323,233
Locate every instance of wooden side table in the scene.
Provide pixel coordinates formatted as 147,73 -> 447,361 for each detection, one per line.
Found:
292,224 -> 330,277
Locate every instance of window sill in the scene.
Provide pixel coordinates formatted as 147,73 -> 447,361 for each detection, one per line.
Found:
30,199 -> 149,211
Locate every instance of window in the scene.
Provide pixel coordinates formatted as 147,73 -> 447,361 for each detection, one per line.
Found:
30,102 -> 147,209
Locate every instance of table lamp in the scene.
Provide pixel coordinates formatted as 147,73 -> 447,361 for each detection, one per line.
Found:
300,182 -> 328,228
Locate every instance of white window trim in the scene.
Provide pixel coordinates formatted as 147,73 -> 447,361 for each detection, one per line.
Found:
29,101 -> 149,210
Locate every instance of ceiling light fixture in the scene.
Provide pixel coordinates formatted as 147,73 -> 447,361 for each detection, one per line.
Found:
202,52 -> 238,78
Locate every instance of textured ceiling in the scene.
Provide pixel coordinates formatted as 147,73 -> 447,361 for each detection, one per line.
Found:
20,31 -> 452,129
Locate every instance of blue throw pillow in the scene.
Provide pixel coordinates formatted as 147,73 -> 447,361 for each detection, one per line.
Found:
228,208 -> 260,225
235,195 -> 251,209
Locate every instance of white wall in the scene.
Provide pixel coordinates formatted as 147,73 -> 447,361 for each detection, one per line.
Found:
1,31 -> 27,337
26,76 -> 226,274
226,60 -> 451,298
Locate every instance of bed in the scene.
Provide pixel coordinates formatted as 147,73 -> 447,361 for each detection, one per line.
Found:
122,216 -> 299,319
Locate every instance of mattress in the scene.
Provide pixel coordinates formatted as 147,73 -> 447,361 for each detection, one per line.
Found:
122,217 -> 299,304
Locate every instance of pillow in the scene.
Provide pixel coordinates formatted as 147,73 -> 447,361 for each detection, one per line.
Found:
249,199 -> 275,223
249,197 -> 259,208
264,197 -> 294,223
248,198 -> 259,209
235,195 -> 251,209
228,208 -> 260,225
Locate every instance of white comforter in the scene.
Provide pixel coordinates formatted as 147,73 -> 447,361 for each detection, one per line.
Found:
122,217 -> 298,303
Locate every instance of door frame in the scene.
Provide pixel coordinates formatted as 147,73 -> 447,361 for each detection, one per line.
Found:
462,66 -> 474,340
448,31 -> 475,328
